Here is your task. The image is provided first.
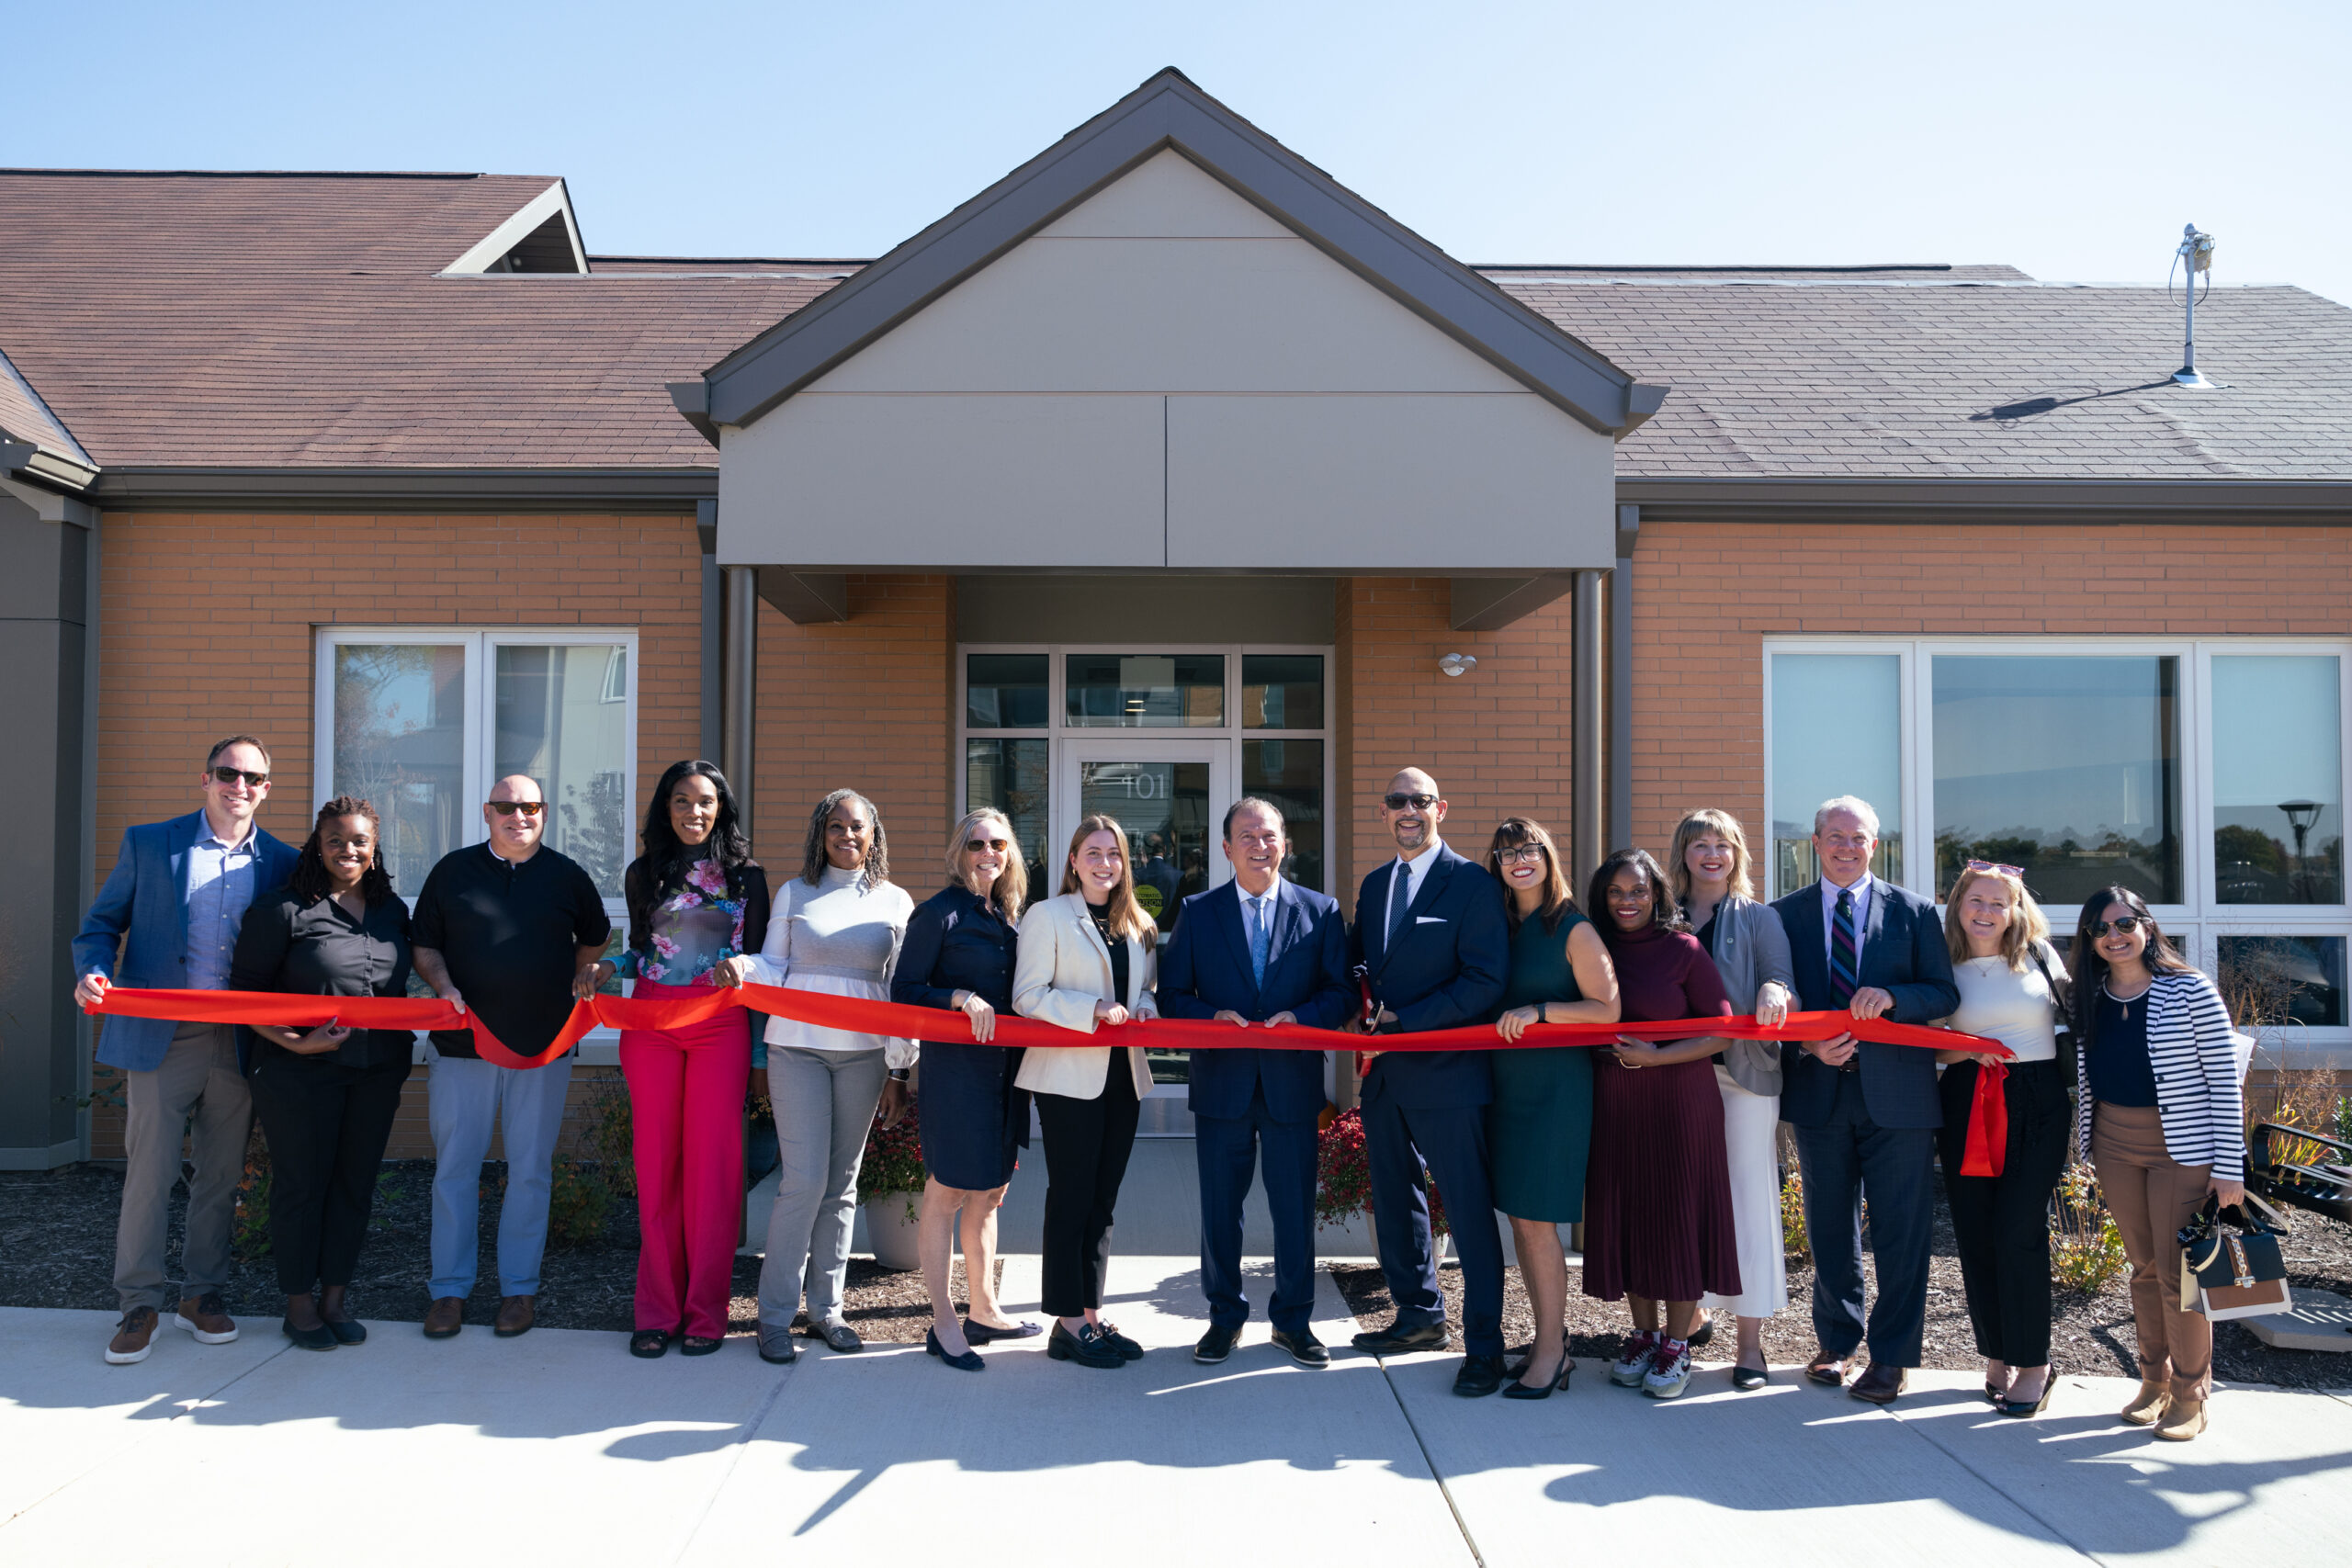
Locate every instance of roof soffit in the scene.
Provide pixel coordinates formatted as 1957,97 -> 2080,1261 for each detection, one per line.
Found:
701,69 -> 1654,436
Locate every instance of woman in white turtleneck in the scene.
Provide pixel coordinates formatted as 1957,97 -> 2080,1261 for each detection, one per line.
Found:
717,788 -> 913,1363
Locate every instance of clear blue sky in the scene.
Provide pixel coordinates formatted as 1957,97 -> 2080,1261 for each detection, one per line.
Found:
13,2 -> 2349,304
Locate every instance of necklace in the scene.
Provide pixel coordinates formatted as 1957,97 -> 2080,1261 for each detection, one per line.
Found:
2102,978 -> 2153,1018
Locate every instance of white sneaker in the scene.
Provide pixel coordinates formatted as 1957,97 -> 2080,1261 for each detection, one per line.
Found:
1610,1332 -> 1657,1387
1644,1341 -> 1695,1399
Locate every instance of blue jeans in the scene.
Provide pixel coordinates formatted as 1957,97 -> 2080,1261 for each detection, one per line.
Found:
427,1049 -> 575,1299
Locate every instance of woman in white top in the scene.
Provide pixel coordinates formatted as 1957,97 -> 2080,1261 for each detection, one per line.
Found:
1932,862 -> 2071,1419
717,788 -> 913,1362
1012,814 -> 1159,1371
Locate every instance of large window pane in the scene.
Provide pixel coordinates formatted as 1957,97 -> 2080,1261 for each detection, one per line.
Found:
495,644 -> 630,897
1932,656 -> 2180,907
966,654 -> 1048,729
1065,653 -> 1224,728
1076,759 -> 1212,1087
2217,935 -> 2347,1029
965,739 -> 1048,892
1244,739 -> 1324,892
333,644 -> 465,898
1770,654 -> 1903,897
1242,655 -> 1324,730
2213,656 -> 2343,905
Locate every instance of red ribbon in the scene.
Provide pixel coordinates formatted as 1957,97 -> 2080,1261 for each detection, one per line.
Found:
86,986 -> 2015,1175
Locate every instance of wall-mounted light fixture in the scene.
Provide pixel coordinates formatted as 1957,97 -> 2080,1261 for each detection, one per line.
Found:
1438,652 -> 1477,678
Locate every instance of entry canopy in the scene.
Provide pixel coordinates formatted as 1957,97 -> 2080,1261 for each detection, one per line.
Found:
688,69 -> 1666,619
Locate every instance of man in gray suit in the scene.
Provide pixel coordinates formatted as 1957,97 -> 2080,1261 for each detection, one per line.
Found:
74,736 -> 300,1365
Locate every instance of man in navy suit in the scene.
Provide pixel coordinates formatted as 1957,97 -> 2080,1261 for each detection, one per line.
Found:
1345,768 -> 1511,1396
1159,798 -> 1354,1368
1771,795 -> 1960,1406
74,736 -> 300,1366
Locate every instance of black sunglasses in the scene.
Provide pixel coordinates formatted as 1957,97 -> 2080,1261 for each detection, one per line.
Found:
487,800 -> 545,818
1384,793 -> 1437,811
209,766 -> 269,788
964,837 -> 1010,853
2090,915 -> 2145,938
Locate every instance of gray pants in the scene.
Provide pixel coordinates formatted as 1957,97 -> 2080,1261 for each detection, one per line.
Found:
760,1045 -> 888,1331
114,1023 -> 253,1313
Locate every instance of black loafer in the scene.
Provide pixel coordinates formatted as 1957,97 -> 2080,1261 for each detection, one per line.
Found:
629,1330 -> 672,1359
281,1317 -> 337,1352
962,1317 -> 1043,1345
1730,1363 -> 1770,1391
1351,1321 -> 1451,1355
1046,1320 -> 1125,1369
1097,1321 -> 1145,1360
1193,1324 -> 1239,1364
323,1317 -> 367,1346
1271,1327 -> 1329,1367
1453,1353 -> 1507,1397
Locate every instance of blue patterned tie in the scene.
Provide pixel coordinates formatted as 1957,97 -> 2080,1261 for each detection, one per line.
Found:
1250,895 -> 1271,987
1830,888 -> 1859,1008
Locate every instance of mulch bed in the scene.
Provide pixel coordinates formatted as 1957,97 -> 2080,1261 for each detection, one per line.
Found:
0,1162 -> 980,1346
1329,1178 -> 2352,1390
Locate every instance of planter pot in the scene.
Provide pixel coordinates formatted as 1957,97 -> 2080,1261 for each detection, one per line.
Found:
866,1191 -> 922,1271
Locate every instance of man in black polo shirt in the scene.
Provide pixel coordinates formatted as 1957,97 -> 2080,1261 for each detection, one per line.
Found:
411,773 -> 611,1339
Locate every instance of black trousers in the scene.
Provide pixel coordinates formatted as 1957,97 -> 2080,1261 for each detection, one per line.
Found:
248,1049 -> 413,1296
1936,1057 -> 2071,1367
1035,1050 -> 1141,1316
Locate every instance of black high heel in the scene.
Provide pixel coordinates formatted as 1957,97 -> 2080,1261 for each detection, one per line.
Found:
2000,1366 -> 2057,1419
1501,1353 -> 1572,1400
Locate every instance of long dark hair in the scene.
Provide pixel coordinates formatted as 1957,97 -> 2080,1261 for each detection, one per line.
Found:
288,795 -> 395,905
801,787 -> 891,890
1487,818 -> 1577,933
1586,847 -> 1686,938
2067,884 -> 2193,1046
639,760 -> 753,897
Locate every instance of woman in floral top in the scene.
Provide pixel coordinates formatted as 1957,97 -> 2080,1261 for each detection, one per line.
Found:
584,760 -> 770,1358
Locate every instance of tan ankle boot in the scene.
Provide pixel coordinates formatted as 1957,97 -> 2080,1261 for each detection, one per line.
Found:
2154,1396 -> 2206,1441
2120,1380 -> 2169,1426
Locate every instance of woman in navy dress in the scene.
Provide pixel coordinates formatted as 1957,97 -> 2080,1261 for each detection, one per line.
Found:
893,807 -> 1040,1369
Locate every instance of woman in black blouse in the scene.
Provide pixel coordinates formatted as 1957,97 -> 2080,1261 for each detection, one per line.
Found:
892,807 -> 1038,1370
232,795 -> 415,1351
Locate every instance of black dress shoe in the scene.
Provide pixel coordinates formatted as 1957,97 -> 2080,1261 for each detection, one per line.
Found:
1453,1353 -> 1507,1397
323,1317 -> 367,1346
1351,1321 -> 1451,1355
1046,1320 -> 1125,1369
1849,1362 -> 1909,1405
1501,1352 -> 1572,1400
2000,1365 -> 2057,1419
927,1327 -> 985,1371
1097,1321 -> 1145,1361
962,1317 -> 1043,1345
1804,1351 -> 1852,1387
1271,1327 -> 1329,1367
1729,1362 -> 1770,1391
1193,1324 -> 1239,1364
1686,1314 -> 1714,1350
281,1317 -> 337,1352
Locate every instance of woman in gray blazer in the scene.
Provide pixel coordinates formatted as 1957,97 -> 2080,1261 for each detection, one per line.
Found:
1671,810 -> 1794,1389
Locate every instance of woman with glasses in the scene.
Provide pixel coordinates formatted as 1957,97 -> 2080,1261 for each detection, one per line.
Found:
1931,862 -> 2071,1416
1485,818 -> 1621,1398
1583,848 -> 1738,1401
892,807 -> 1040,1371
2071,886 -> 2244,1442
1669,810 -> 1794,1390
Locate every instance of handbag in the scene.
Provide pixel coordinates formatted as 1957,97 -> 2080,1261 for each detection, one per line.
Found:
2177,1193 -> 2292,1322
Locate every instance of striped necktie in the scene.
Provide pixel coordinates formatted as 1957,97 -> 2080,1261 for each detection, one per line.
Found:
1830,888 -> 1859,1007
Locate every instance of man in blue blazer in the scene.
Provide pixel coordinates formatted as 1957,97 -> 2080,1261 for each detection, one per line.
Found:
1159,797 -> 1354,1369
73,736 -> 300,1366
1770,795 -> 1960,1406
1345,769 -> 1511,1396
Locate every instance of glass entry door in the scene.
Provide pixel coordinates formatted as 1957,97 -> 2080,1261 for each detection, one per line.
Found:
1057,739 -> 1231,1131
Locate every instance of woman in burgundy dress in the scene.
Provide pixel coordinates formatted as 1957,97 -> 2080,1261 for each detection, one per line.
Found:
1583,847 -> 1740,1400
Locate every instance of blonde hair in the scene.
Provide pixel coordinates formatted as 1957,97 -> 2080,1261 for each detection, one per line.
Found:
948,807 -> 1027,924
1668,809 -> 1756,903
1943,864 -> 2050,971
1058,813 -> 1156,950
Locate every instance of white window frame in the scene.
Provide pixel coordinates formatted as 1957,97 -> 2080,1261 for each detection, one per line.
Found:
1764,636 -> 2352,1061
314,626 -> 639,1064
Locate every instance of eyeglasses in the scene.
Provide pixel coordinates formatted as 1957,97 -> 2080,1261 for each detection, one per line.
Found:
1965,860 -> 2025,877
964,838 -> 1010,853
2090,916 -> 2145,938
1495,845 -> 1548,866
486,800 -> 545,818
1384,793 -> 1437,811
209,766 -> 269,788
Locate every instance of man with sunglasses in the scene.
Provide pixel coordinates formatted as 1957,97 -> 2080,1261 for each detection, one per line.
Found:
75,736 -> 300,1364
409,774 -> 611,1339
1344,769 -> 1511,1396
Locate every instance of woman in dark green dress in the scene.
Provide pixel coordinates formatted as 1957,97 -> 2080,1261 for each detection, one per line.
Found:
1486,818 -> 1621,1398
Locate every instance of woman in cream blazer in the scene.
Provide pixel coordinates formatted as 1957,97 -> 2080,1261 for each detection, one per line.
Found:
1013,815 -> 1159,1370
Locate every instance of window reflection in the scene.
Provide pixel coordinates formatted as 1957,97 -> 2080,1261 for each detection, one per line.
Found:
1243,739 -> 1323,892
965,739 -> 1049,891
1065,653 -> 1224,728
1770,654 -> 1904,896
1933,656 -> 2180,907
2213,657 -> 2342,905
495,645 -> 631,897
967,654 -> 1048,729
333,643 -> 465,897
1242,655 -> 1324,730
2217,935 -> 2347,1028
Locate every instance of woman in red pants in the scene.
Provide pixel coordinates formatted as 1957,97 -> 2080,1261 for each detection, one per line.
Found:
582,761 -> 770,1358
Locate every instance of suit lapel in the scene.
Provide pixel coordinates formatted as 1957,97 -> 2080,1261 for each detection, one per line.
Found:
1791,883 -> 1830,1005
1268,883 -> 1305,972
166,811 -> 202,949
1374,850 -> 1453,976
1070,895 -> 1119,1000
1860,878 -> 1891,985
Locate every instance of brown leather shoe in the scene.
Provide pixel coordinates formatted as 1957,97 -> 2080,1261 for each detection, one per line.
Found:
173,1292 -> 240,1345
494,1295 -> 536,1337
423,1296 -> 465,1338
1804,1350 -> 1851,1387
1849,1362 -> 1910,1405
106,1305 -> 160,1365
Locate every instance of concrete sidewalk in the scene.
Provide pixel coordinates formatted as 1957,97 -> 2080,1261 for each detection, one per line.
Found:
5,1260 -> 2349,1567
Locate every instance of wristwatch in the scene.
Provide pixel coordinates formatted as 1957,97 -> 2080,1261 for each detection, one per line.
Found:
887,1068 -> 911,1083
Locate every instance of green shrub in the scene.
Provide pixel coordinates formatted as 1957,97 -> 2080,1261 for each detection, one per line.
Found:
233,1122 -> 273,1260
2051,1160 -> 2128,1294
1779,1166 -> 1809,1265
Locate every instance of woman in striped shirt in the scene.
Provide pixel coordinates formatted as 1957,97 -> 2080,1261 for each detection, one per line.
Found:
2069,886 -> 2245,1444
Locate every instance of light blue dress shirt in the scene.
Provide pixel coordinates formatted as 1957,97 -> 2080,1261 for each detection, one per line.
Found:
184,827 -> 262,990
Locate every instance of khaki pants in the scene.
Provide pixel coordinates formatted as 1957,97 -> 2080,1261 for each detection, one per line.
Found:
114,1023 -> 252,1313
2090,1100 -> 2212,1401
